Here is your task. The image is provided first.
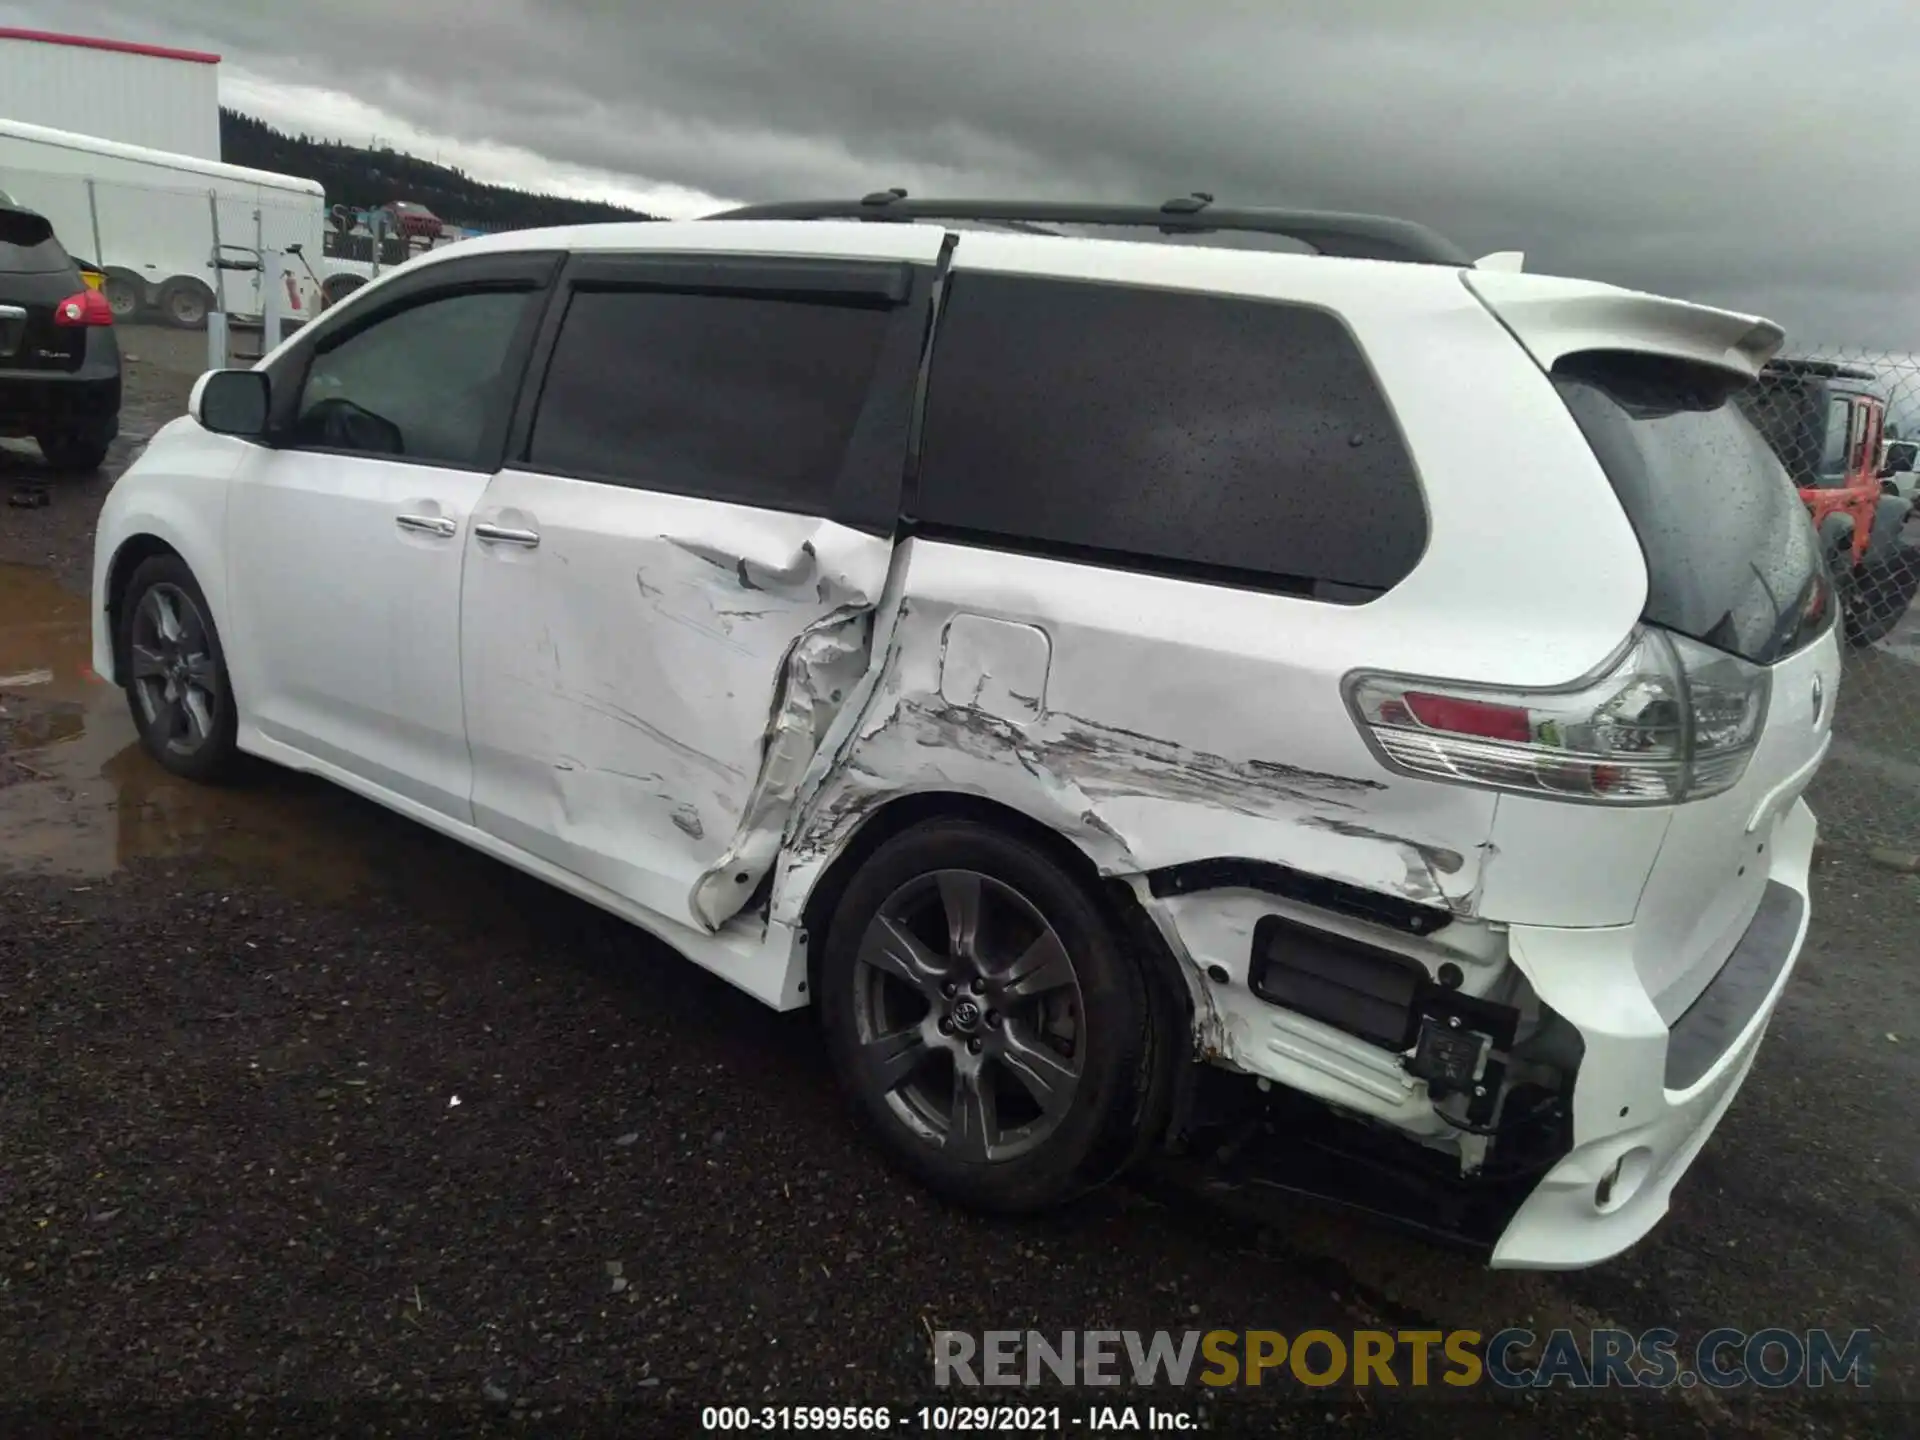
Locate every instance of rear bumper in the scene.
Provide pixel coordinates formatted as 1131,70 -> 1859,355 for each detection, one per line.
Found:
1488,796 -> 1816,1269
1160,796 -> 1816,1270
0,330 -> 121,437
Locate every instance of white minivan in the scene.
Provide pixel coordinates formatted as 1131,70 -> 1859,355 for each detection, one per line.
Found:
88,195 -> 1838,1270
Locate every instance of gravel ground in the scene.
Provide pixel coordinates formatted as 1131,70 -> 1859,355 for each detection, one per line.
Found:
2,343 -> 1917,1437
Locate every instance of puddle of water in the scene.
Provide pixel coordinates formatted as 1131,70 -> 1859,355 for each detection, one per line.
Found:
0,563 -> 500,912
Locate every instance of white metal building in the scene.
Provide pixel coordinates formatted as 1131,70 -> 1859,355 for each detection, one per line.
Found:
0,27 -> 221,162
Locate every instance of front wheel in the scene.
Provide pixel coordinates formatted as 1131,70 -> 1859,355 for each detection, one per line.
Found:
118,555 -> 243,782
817,818 -> 1155,1212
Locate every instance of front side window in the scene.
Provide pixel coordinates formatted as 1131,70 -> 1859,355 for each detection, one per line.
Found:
290,288 -> 536,467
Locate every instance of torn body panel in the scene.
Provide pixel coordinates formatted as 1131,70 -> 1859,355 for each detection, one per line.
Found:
460,473 -> 891,930
764,536 -> 1521,1178
1149,885 -> 1510,1134
691,605 -> 873,929
772,540 -> 1504,1033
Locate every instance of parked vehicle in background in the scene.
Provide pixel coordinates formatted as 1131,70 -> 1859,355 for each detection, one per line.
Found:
91,195 -> 1836,1271
1879,436 -> 1919,503
385,200 -> 444,241
0,117 -> 324,329
1736,358 -> 1918,646
317,205 -> 468,306
0,200 -> 119,471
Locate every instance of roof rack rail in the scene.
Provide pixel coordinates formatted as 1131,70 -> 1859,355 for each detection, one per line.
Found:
707,191 -> 1473,267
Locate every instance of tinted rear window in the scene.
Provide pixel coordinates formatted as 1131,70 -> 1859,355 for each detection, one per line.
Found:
0,207 -> 69,274
1554,352 -> 1829,666
914,273 -> 1427,597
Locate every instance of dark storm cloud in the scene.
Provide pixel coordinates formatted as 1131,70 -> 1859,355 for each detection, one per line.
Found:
22,0 -> 1920,344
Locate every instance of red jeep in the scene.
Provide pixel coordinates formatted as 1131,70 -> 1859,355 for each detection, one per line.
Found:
1738,359 -> 1919,646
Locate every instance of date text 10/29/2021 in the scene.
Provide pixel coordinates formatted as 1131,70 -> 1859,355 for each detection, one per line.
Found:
700,1407 -> 1194,1432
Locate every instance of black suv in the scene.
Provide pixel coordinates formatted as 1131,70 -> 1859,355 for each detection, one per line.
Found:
0,202 -> 121,472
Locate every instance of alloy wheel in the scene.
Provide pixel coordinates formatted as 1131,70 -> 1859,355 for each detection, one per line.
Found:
851,868 -> 1086,1163
129,584 -> 220,757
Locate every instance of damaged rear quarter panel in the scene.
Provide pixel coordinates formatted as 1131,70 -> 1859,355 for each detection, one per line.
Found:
775,539 -> 1502,936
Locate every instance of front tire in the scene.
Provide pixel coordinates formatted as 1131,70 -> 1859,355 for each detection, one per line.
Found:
818,818 -> 1154,1212
118,555 -> 243,783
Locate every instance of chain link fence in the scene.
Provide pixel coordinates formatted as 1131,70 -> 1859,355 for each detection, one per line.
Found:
1738,348 -> 1920,851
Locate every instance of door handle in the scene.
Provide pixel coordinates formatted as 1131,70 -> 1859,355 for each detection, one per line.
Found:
474,522 -> 540,549
396,513 -> 458,538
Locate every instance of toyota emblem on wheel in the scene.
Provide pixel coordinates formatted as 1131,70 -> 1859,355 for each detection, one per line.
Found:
950,999 -> 982,1031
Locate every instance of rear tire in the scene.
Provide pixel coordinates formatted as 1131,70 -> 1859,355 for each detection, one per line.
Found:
117,554 -> 243,784
1845,544 -> 1920,647
817,817 -> 1154,1213
35,429 -> 113,473
158,278 -> 212,330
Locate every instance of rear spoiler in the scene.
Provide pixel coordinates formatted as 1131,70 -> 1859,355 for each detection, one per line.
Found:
1463,270 -> 1785,383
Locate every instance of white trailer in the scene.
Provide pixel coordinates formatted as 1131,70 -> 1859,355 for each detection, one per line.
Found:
0,27 -> 222,162
0,117 -> 326,328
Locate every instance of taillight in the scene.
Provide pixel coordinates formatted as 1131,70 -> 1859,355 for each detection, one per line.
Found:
52,289 -> 114,327
1347,629 -> 1771,805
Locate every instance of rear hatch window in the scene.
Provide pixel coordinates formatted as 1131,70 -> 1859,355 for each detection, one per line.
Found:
1553,351 -> 1829,667
0,206 -> 72,274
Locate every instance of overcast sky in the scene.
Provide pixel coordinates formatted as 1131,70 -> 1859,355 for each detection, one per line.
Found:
8,0 -> 1919,348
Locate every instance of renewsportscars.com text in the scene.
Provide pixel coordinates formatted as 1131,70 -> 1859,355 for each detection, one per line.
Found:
933,1328 -> 1874,1391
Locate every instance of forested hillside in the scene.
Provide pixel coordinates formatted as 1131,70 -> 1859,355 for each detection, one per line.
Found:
220,109 -> 657,229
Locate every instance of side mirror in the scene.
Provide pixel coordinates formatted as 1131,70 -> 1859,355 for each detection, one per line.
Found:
191,369 -> 270,438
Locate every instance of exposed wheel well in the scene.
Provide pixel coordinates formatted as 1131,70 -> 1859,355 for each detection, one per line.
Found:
104,535 -> 184,680
798,790 -> 1199,1151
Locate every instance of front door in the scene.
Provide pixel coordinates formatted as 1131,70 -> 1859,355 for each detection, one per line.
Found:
460,234 -> 941,931
224,253 -> 557,819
